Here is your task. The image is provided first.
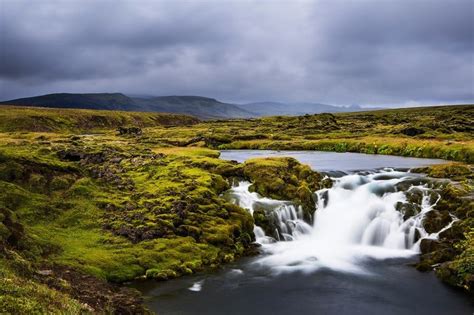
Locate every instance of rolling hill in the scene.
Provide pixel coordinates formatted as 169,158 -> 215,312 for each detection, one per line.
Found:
0,93 -> 254,120
0,93 -> 136,111
132,95 -> 254,119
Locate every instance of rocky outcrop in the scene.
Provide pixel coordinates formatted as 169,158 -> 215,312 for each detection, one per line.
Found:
422,210 -> 452,234
410,163 -> 473,294
400,127 -> 425,136
240,157 -> 330,235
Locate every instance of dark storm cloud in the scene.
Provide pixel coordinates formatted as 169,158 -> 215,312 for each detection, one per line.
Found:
0,0 -> 473,106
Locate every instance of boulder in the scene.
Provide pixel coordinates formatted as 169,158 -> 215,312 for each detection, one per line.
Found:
117,127 -> 142,136
419,238 -> 442,254
400,127 -> 425,136
422,210 -> 452,233
395,201 -> 421,220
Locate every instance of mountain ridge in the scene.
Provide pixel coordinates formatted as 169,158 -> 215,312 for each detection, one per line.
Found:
1,92 -> 371,119
236,101 -> 367,116
0,93 -> 254,120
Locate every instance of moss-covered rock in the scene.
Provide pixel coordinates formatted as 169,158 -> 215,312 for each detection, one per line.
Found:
395,201 -> 421,220
411,163 -> 473,294
412,163 -> 472,181
251,203 -> 281,238
435,230 -> 474,294
242,157 -> 326,220
422,210 -> 452,234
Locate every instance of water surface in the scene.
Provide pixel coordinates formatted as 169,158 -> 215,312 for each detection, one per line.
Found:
134,256 -> 472,315
219,150 -> 447,172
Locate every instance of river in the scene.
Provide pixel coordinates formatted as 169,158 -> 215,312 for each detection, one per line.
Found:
131,150 -> 473,315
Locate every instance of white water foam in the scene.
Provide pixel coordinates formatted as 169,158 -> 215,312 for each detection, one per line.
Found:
188,280 -> 204,292
227,170 -> 456,275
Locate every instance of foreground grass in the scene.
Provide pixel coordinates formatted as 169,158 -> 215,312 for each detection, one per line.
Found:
0,257 -> 86,314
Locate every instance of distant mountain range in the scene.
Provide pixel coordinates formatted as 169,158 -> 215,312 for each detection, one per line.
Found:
0,93 -> 370,119
239,102 -> 365,117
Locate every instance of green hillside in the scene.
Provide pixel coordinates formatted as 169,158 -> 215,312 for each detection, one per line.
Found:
1,93 -> 254,120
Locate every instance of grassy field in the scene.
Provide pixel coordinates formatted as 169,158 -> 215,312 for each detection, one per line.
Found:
140,104 -> 474,162
0,104 -> 472,312
0,105 -> 199,132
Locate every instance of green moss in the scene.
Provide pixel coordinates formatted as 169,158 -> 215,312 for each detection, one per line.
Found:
435,230 -> 474,294
0,258 -> 85,314
412,163 -> 472,180
243,157 -> 324,219
0,136 -> 255,300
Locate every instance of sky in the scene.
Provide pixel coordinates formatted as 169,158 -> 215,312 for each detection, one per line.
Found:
0,0 -> 473,107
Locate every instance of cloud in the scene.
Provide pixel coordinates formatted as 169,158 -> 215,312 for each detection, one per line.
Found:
0,0 -> 473,105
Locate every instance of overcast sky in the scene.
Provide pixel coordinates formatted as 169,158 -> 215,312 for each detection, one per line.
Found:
0,0 -> 473,106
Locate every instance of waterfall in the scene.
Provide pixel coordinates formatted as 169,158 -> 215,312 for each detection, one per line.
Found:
225,181 -> 313,243
226,169 -> 456,274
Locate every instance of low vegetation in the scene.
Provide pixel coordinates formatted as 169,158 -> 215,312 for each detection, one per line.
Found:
149,104 -> 474,162
0,105 -> 199,132
0,104 -> 472,312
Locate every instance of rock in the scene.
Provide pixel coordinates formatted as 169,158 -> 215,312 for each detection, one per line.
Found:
419,238 -> 442,254
422,210 -> 452,233
145,269 -> 178,281
37,269 -> 54,276
172,200 -> 188,220
117,127 -> 143,136
400,127 -> 425,136
0,208 -> 25,247
394,178 -> 428,191
320,176 -> 333,189
110,157 -> 122,164
252,207 -> 277,238
439,221 -> 464,241
57,150 -> 83,161
395,201 -> 421,220
176,225 -> 201,241
404,188 -> 424,205
417,247 -> 457,271
435,262 -> 462,288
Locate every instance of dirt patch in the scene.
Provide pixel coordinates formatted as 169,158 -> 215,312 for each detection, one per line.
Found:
36,265 -> 151,314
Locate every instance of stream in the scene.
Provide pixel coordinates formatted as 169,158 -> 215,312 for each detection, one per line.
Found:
132,150 -> 473,315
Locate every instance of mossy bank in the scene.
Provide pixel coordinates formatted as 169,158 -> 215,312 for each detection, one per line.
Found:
410,163 -> 473,294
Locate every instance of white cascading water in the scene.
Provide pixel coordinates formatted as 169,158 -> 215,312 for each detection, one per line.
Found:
226,169 -> 456,274
226,182 -> 313,242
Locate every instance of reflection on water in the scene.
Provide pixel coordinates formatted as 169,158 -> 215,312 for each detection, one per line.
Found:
219,150 -> 446,171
